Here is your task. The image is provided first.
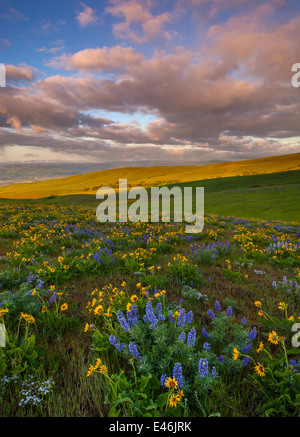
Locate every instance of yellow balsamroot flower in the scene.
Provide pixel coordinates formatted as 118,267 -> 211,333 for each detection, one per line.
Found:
268,331 -> 280,345
121,281 -> 126,287
176,390 -> 184,401
61,303 -> 68,312
0,308 -> 9,318
169,394 -> 180,408
94,358 -> 102,370
254,301 -> 262,308
165,377 -> 178,389
254,362 -> 265,378
94,305 -> 103,315
258,311 -> 264,317
130,295 -> 138,303
99,365 -> 108,374
20,312 -> 35,324
86,364 -> 95,378
256,342 -> 264,353
84,323 -> 90,332
41,306 -> 47,313
104,308 -> 113,317
278,302 -> 287,311
233,348 -> 239,361
288,316 -> 294,321
127,303 -> 132,312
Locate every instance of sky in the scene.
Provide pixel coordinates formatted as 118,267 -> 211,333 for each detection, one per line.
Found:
0,0 -> 299,165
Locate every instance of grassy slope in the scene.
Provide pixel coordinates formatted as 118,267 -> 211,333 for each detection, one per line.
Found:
1,169 -> 298,222
0,152 -> 299,199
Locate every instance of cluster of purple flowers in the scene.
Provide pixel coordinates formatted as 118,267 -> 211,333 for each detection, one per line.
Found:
248,327 -> 257,340
126,304 -> 139,327
143,301 -> 158,330
202,327 -> 209,338
203,342 -> 211,351
155,303 -> 166,321
128,342 -> 142,360
198,358 -> 218,378
207,309 -> 216,319
117,310 -> 131,332
242,343 -> 252,353
109,335 -> 125,352
173,363 -> 184,388
187,327 -> 197,347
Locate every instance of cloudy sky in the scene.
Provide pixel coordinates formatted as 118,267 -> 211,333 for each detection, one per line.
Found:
0,0 -> 299,164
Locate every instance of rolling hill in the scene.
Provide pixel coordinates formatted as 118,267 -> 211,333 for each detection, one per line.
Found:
0,152 -> 299,199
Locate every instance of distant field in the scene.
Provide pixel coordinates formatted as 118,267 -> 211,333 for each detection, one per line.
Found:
0,152 -> 299,199
1,169 -> 299,223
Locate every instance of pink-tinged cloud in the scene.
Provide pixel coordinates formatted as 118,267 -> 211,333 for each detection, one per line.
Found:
106,0 -> 176,43
49,46 -> 144,72
0,7 -> 28,23
76,3 -> 99,27
5,64 -> 37,83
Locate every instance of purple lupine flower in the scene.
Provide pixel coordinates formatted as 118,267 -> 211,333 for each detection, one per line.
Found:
218,355 -> 224,363
143,301 -> 158,329
178,331 -> 186,342
173,363 -> 184,388
272,281 -> 277,290
203,342 -> 211,351
160,374 -> 168,386
186,310 -> 193,324
226,306 -> 233,317
215,301 -> 221,312
128,342 -> 141,360
126,305 -> 139,327
207,309 -> 215,319
248,327 -> 257,340
187,327 -> 197,347
241,317 -> 247,325
177,309 -> 187,327
202,327 -> 209,338
109,335 -> 125,352
117,310 -> 131,332
242,343 -> 252,353
211,366 -> 218,377
243,356 -> 250,367
155,303 -> 166,321
198,358 -> 209,377
49,292 -> 57,305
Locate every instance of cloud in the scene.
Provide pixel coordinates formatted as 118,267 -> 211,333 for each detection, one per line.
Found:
76,3 -> 100,27
0,7 -> 28,23
0,39 -> 11,49
5,64 -> 37,84
105,0 -> 176,43
49,46 -> 144,72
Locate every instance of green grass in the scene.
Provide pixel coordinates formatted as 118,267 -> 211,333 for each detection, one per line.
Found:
1,169 -> 298,222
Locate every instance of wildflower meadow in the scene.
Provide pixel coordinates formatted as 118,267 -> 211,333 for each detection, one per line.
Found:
0,199 -> 299,417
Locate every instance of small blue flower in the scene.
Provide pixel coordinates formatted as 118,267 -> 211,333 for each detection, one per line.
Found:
226,306 -> 233,317
203,342 -> 211,351
248,327 -> 257,340
241,317 -> 247,325
215,301 -> 221,312
173,363 -> 184,388
207,309 -> 215,319
202,327 -> 209,338
198,358 -> 209,377
128,342 -> 141,360
187,327 -> 197,347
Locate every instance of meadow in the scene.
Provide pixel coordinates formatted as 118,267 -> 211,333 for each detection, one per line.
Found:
0,169 -> 300,417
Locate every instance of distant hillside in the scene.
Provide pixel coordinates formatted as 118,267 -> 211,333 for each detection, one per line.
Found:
0,152 -> 299,199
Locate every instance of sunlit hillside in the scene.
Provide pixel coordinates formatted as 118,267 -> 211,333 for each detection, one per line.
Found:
0,152 -> 299,199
